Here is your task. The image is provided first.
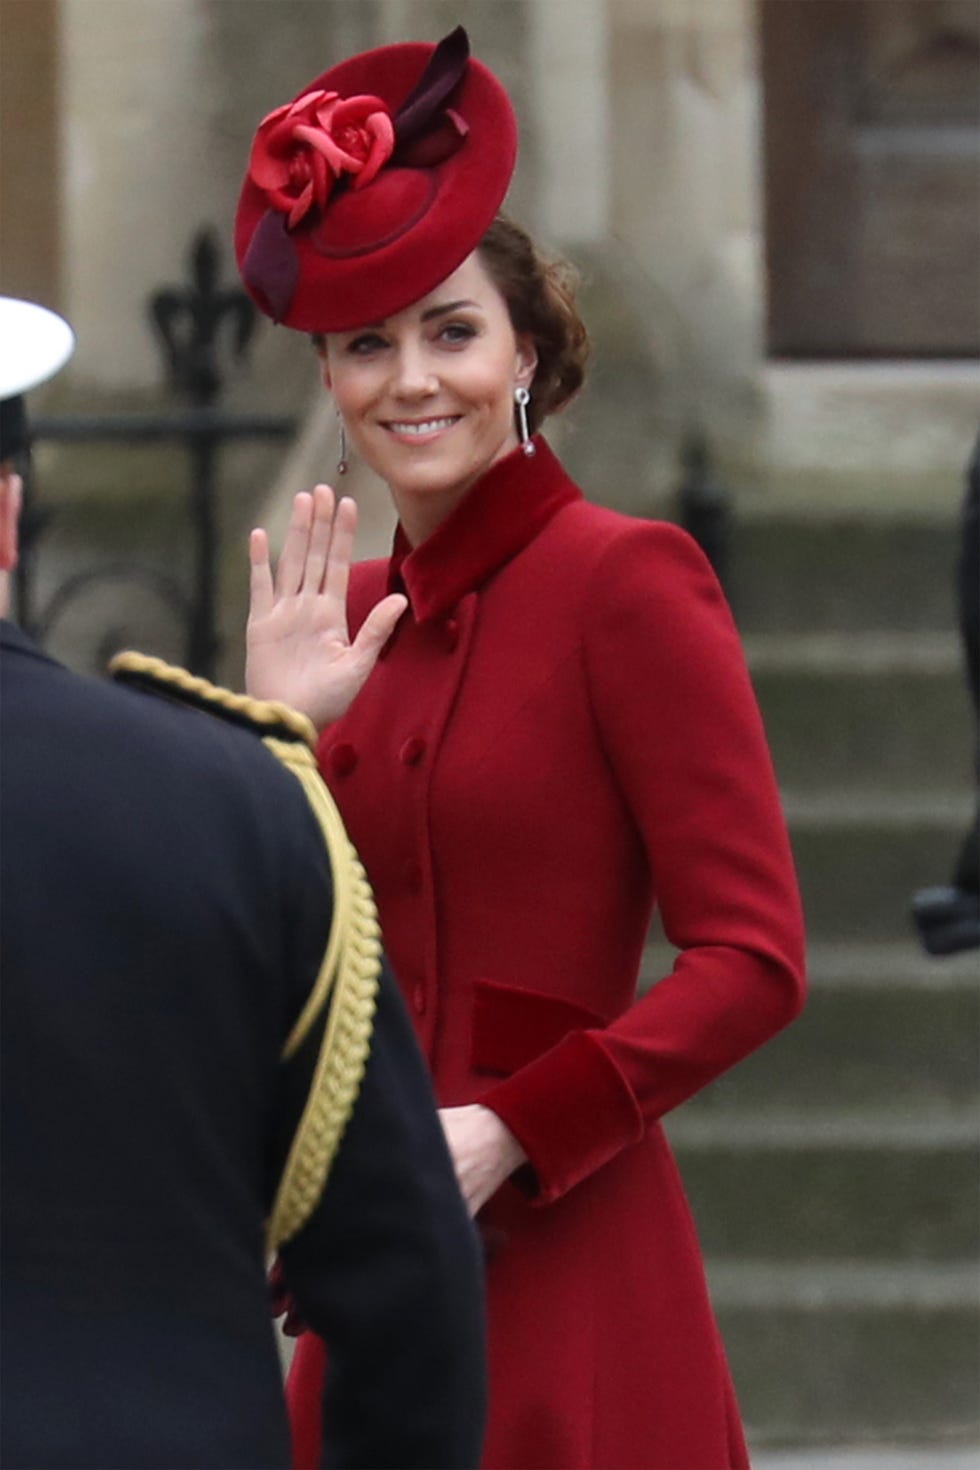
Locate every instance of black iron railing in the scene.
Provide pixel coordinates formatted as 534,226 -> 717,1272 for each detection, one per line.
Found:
16,230 -> 297,680
677,431 -> 732,599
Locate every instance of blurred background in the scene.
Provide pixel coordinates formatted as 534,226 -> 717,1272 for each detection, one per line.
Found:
2,0 -> 978,1459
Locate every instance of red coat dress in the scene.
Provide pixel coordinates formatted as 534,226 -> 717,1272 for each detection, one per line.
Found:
287,438 -> 806,1470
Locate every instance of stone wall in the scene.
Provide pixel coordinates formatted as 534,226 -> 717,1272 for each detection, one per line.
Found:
3,0 -> 975,518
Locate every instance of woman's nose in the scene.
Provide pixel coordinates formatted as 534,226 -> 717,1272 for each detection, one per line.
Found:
391,344 -> 438,399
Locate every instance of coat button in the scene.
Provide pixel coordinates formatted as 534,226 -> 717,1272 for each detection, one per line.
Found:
444,617 -> 459,651
399,736 -> 426,766
327,742 -> 358,777
412,983 -> 427,1015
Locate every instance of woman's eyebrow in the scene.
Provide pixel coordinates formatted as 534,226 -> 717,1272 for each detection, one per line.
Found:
420,298 -> 481,322
352,299 -> 482,332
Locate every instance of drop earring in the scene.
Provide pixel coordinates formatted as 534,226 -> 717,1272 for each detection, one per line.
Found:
514,386 -> 535,457
337,416 -> 349,476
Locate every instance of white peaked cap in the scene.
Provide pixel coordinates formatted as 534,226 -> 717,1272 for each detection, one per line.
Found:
0,296 -> 76,400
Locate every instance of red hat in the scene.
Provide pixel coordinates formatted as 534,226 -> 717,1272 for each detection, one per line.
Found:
234,27 -> 517,333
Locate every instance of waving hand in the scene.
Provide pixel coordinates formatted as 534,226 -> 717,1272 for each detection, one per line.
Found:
246,484 -> 407,731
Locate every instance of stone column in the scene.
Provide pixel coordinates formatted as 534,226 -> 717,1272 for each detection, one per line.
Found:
606,0 -> 764,436
527,0 -> 610,245
58,0 -> 218,390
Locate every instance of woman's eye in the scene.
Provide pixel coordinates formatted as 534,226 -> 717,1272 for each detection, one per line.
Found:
439,322 -> 477,345
346,333 -> 387,355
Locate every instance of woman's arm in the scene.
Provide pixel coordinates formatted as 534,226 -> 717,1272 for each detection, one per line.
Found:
477,521 -> 806,1205
246,483 -> 406,729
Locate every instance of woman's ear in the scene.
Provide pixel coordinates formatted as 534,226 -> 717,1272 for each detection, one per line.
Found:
515,334 -> 537,390
318,350 -> 333,393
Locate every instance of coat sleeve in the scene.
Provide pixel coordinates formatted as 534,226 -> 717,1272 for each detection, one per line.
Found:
277,836 -> 487,1468
479,521 -> 806,1205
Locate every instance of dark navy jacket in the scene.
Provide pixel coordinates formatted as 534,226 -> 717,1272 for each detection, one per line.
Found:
0,621 -> 486,1470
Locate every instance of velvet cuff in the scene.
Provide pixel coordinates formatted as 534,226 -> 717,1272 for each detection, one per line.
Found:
479,1029 -> 644,1205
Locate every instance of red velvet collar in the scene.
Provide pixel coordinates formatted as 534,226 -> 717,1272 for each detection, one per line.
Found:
387,436 -> 582,622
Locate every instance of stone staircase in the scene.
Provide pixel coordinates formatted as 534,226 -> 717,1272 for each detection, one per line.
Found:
657,510 -> 979,1449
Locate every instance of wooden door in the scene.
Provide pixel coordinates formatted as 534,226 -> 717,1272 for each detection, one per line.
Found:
762,0 -> 980,357
0,0 -> 62,307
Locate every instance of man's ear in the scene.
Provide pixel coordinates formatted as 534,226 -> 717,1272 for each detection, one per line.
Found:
0,468 -> 22,572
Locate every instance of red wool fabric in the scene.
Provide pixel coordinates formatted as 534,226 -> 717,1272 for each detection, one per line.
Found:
288,439 -> 805,1469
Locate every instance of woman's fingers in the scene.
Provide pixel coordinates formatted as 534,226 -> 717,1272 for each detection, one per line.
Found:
353,593 -> 408,666
248,528 -> 274,622
274,491 -> 314,598
251,489 -> 396,695
301,483 -> 335,595
323,495 -> 358,613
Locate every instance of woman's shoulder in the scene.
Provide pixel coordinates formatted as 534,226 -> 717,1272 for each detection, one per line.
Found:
548,499 -> 734,653
555,498 -> 712,580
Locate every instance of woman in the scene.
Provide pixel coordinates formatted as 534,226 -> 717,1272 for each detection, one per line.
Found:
238,28 -> 805,1470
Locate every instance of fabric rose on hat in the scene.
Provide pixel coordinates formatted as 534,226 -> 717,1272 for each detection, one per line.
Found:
248,89 -> 395,229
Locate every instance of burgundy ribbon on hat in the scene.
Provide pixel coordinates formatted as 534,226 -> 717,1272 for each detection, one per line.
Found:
242,213 -> 299,325
391,25 -> 471,166
242,27 -> 473,323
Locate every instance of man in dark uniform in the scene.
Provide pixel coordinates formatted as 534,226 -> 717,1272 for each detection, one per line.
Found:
911,432 -> 980,955
0,296 -> 486,1470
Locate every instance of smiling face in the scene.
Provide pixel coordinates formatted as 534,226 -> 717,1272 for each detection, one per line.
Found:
322,251 -> 537,544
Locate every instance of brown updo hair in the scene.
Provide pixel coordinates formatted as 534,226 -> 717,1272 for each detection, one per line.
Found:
477,215 -> 589,433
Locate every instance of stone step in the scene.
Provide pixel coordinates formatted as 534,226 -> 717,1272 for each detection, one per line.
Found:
729,515 -> 960,636
753,1453 -> 980,1468
664,1109 -> 978,1261
642,942 -> 979,1111
745,633 -> 975,793
709,1261 -> 979,1446
754,1453 -> 980,1468
784,792 -> 976,941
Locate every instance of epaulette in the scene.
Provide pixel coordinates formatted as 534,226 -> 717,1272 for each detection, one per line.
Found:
110,650 -> 318,747
109,652 -> 381,1252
